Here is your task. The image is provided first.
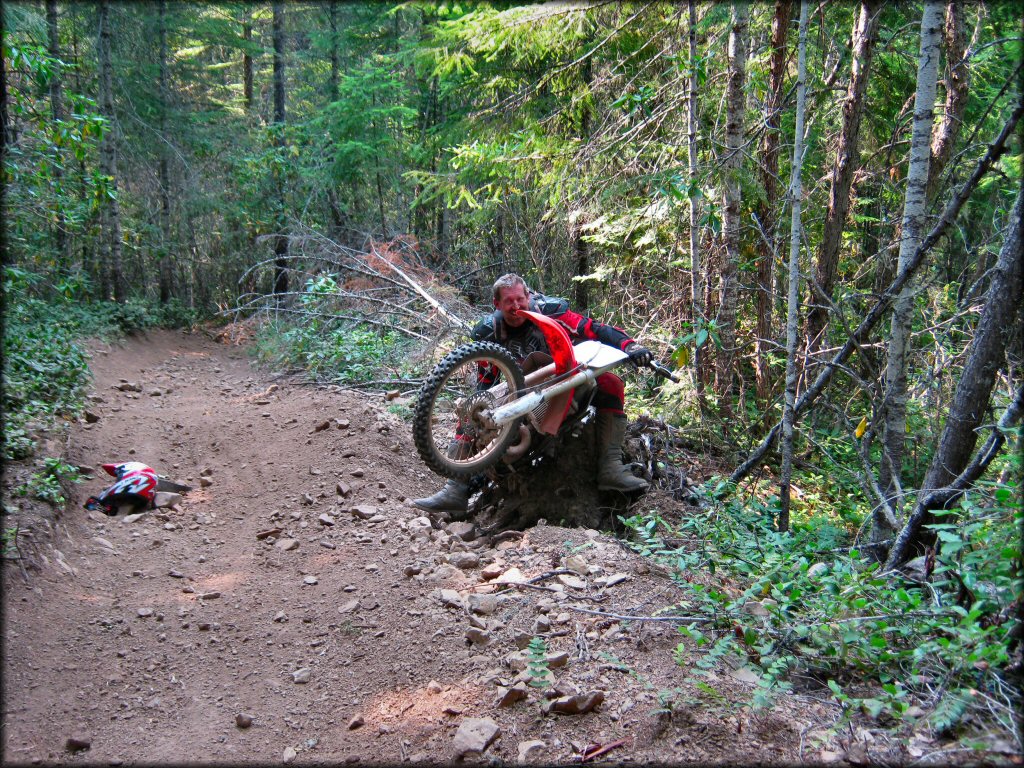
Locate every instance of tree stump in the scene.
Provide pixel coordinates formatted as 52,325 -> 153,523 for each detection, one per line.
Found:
457,420 -> 640,534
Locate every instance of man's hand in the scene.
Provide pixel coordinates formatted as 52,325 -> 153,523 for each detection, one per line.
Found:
625,342 -> 653,367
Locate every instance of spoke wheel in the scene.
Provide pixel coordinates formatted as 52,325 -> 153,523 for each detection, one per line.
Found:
413,342 -> 526,479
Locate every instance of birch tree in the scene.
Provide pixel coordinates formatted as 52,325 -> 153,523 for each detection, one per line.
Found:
730,102 -> 1023,486
715,0 -> 749,412
876,0 -> 944,548
886,188 -> 1023,568
778,0 -> 810,534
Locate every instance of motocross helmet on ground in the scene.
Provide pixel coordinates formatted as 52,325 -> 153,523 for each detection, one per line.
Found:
83,462 -> 158,516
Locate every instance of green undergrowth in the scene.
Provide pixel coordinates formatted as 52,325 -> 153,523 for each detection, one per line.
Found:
248,275 -> 421,388
619,472 -> 1023,750
250,316 -> 418,386
1,266 -> 202,463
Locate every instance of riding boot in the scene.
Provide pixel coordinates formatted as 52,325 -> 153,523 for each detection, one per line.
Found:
413,479 -> 471,513
595,411 -> 649,492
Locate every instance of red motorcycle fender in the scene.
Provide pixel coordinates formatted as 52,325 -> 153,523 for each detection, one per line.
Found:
516,310 -> 576,435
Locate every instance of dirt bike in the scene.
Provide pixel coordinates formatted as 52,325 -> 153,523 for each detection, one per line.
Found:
412,310 -> 679,481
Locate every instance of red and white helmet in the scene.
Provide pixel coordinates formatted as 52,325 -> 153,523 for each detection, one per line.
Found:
83,462 -> 158,516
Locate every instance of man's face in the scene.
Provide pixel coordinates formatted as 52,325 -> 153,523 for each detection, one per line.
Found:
495,284 -> 529,327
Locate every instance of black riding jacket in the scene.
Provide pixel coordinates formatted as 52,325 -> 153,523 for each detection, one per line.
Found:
470,294 -> 635,389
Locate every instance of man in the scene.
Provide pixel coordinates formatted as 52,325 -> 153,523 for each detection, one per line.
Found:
414,273 -> 654,513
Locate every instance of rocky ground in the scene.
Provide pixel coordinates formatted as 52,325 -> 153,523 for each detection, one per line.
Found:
2,328 -> 884,765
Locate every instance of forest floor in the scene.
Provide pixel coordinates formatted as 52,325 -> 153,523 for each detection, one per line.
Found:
1,327 -> 953,766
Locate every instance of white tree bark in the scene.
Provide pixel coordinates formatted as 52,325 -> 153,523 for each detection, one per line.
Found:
877,0 -> 943,546
885,188 -> 1023,569
779,0 -> 810,534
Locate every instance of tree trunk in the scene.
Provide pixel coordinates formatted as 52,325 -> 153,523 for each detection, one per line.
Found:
884,189 -> 1023,568
805,0 -> 882,357
687,0 -> 706,397
572,44 -> 594,313
327,3 -> 339,102
779,0 -> 810,534
242,14 -> 253,112
158,0 -> 173,304
753,0 -> 791,404
571,218 -> 589,311
272,2 -> 288,297
877,0 -> 943,546
46,0 -> 70,270
730,101 -> 1023,486
715,1 -> 749,413
926,1 -> 970,202
98,0 -> 125,302
0,24 -> 10,156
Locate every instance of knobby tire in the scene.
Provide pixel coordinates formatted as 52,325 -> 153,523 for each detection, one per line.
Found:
412,342 -> 526,480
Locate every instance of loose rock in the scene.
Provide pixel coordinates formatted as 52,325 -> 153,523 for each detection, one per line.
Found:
451,552 -> 480,570
447,521 -> 476,541
452,717 -> 501,760
542,690 -> 605,715
517,739 -> 547,763
351,504 -> 377,520
465,627 -> 492,647
439,589 -> 464,609
495,683 -> 529,708
338,599 -> 359,614
467,593 -> 499,616
65,736 -> 92,752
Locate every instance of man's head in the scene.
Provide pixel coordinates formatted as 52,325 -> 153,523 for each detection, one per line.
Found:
492,273 -> 530,327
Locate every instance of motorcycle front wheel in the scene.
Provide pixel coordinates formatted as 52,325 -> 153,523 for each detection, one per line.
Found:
413,342 -> 526,479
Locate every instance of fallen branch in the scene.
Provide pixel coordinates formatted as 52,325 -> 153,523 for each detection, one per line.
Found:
564,605 -> 711,624
580,737 -> 629,763
369,243 -> 470,330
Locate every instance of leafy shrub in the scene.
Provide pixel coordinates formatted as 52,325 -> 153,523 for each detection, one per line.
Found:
15,458 -> 84,505
2,266 -> 207,463
620,477 -> 1022,739
250,277 -> 418,386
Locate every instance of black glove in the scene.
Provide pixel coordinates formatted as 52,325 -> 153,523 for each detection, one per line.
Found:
625,342 -> 653,367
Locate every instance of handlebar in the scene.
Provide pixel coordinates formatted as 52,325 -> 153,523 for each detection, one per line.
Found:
649,360 -> 681,383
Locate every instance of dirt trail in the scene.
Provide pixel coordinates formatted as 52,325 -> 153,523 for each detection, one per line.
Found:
2,328 -> 844,765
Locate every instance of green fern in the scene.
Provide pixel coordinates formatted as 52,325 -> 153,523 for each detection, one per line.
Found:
929,689 -> 970,734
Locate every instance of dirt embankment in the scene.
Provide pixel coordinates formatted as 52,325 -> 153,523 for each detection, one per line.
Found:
2,328 -> 848,765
